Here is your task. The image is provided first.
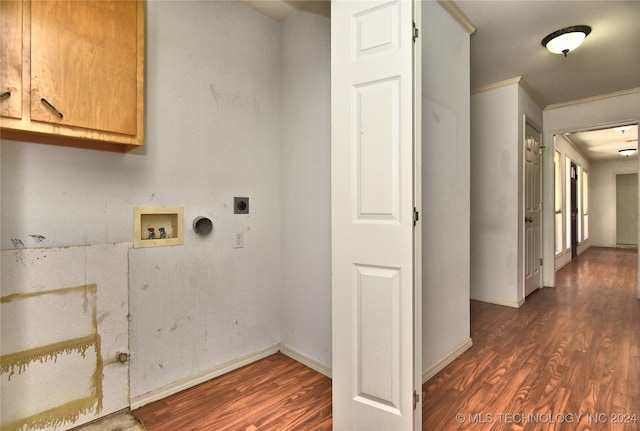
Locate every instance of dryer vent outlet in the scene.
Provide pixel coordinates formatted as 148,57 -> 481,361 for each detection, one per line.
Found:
234,197 -> 249,214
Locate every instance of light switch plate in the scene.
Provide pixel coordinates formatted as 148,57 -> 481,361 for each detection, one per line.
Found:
234,231 -> 244,248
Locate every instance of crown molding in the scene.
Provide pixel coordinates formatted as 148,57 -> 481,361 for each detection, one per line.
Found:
472,76 -> 522,94
545,87 -> 640,110
472,76 -> 545,109
437,0 -> 476,35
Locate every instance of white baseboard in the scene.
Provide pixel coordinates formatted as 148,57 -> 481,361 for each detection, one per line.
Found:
130,344 -> 280,410
470,292 -> 524,308
422,337 -> 473,383
279,344 -> 332,379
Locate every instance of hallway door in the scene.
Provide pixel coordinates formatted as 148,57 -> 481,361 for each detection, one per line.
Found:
524,120 -> 542,296
570,162 -> 578,259
331,0 -> 421,429
616,173 -> 639,247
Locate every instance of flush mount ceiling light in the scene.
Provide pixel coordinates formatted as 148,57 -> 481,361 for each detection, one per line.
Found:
618,148 -> 637,157
542,25 -> 591,57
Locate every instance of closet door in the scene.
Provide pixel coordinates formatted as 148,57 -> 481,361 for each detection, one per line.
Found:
331,1 -> 421,429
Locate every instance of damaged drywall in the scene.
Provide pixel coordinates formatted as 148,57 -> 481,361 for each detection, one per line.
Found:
0,244 -> 130,431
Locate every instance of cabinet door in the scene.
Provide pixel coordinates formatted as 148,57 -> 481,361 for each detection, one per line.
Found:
30,1 -> 138,136
1,0 -> 23,119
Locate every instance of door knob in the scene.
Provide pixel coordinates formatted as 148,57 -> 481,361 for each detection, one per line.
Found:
527,217 -> 533,223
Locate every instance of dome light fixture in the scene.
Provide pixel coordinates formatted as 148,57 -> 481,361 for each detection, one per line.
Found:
542,25 -> 591,57
614,125 -> 633,133
618,148 -> 637,157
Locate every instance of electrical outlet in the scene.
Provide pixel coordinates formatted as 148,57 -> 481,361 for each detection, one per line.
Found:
234,231 -> 244,248
234,197 -> 249,214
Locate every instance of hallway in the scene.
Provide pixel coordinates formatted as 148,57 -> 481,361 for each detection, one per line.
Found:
424,247 -> 639,430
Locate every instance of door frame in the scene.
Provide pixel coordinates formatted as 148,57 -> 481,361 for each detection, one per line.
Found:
522,115 -> 543,298
544,121 -> 639,292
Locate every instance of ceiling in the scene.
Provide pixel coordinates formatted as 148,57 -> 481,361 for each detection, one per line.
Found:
455,0 -> 640,162
241,0 -> 329,19
457,0 -> 640,106
242,0 -> 640,162
565,124 -> 638,162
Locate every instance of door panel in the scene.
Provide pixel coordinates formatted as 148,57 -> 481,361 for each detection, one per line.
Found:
355,79 -> 400,221
30,1 -> 138,135
0,0 -> 22,119
355,264 -> 401,412
331,1 -> 419,429
524,121 -> 542,296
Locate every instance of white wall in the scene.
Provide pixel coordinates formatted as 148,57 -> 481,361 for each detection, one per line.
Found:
128,0 -> 283,399
470,80 -> 543,306
1,244 -> 130,431
279,8 -> 332,372
590,159 -> 638,247
470,83 -> 520,306
420,2 -> 472,379
1,1 -> 285,428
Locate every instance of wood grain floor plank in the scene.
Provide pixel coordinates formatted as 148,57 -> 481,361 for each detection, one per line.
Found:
424,247 -> 639,431
134,353 -> 332,431
133,247 -> 638,430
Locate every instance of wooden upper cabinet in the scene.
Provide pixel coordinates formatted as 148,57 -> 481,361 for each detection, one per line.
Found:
0,0 -> 144,152
0,1 -> 23,119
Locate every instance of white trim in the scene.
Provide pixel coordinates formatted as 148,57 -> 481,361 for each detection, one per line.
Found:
421,338 -> 473,383
470,293 -> 525,308
436,0 -> 476,35
472,76 -> 544,109
130,344 -> 280,410
472,76 -> 522,94
545,87 -> 640,111
129,344 -> 333,410
555,250 -> 571,271
279,344 -> 332,379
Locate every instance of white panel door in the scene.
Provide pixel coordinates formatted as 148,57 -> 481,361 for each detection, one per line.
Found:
331,1 -> 420,430
525,120 -> 542,296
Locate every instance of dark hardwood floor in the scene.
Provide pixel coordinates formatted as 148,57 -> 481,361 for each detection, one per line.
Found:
424,247 -> 639,430
134,247 -> 639,430
133,353 -> 332,431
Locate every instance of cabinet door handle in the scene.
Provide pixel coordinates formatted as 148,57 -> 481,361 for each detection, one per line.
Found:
41,98 -> 64,119
0,91 -> 10,99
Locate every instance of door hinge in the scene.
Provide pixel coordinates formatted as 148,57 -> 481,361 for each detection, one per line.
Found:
540,258 -> 543,266
413,22 -> 419,42
413,207 -> 419,226
413,390 -> 420,410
